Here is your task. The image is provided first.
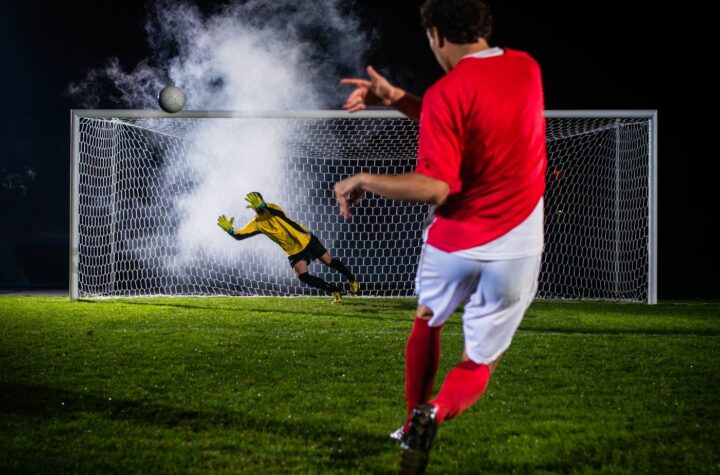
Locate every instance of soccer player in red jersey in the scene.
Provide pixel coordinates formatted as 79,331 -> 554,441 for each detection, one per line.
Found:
335,1 -> 546,472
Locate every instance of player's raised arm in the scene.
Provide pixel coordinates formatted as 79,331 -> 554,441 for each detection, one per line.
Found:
340,66 -> 422,122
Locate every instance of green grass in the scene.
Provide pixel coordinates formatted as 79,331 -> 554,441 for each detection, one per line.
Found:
1,296 -> 718,474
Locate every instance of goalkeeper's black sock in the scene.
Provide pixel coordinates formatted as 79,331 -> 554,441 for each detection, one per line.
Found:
298,272 -> 340,293
329,258 -> 355,281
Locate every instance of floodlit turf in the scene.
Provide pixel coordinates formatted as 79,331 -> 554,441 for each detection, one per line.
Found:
1,296 -> 718,474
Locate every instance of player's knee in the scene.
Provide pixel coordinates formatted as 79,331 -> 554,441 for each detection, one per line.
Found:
416,304 -> 434,318
292,262 -> 308,277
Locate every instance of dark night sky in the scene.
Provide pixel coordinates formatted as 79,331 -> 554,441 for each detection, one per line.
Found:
0,1 -> 715,299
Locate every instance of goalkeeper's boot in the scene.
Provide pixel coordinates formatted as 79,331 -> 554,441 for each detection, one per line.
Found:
331,291 -> 342,304
399,403 -> 438,475
349,280 -> 360,295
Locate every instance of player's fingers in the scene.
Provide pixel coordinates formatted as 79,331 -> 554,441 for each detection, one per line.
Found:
337,193 -> 348,217
345,89 -> 367,104
344,103 -> 367,113
340,198 -> 352,219
342,99 -> 359,110
343,101 -> 366,112
343,94 -> 365,109
340,78 -> 371,88
348,190 -> 363,205
366,65 -> 385,82
344,88 -> 365,100
334,183 -> 349,217
342,101 -> 364,112
343,96 -> 366,110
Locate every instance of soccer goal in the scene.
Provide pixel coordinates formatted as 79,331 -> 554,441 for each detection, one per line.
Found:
69,109 -> 657,303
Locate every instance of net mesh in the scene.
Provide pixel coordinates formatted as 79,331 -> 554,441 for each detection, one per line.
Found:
75,113 -> 652,301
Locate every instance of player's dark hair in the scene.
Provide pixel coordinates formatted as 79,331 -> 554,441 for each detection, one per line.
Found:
420,0 -> 493,44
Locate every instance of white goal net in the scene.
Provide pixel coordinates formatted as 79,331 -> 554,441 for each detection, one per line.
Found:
70,110 -> 657,303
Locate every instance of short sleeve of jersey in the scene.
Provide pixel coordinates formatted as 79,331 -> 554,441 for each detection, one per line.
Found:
415,86 -> 463,192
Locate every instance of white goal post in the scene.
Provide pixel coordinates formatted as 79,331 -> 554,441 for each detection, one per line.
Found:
69,109 -> 658,303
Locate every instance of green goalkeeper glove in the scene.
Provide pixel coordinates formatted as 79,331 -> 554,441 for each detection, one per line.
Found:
217,214 -> 235,235
245,192 -> 266,210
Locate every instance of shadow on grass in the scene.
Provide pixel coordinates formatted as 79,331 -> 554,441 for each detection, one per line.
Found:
77,298 -> 443,326
83,297 -> 417,310
0,382 -> 395,473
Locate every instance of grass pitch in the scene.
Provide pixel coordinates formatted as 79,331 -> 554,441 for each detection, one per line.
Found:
1,296 -> 718,474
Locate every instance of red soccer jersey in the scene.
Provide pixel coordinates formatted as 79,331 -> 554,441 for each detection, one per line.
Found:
415,48 -> 547,252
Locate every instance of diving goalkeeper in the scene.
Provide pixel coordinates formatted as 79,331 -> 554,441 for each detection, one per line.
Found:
218,192 -> 359,303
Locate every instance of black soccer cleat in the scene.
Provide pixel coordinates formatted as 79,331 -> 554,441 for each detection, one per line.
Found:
390,426 -> 407,445
399,403 -> 438,475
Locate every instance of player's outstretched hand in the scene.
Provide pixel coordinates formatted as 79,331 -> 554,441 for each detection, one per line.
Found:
334,174 -> 366,219
340,66 -> 400,113
217,214 -> 234,233
245,192 -> 265,209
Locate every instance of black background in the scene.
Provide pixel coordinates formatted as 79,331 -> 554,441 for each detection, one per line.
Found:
0,1 -> 715,299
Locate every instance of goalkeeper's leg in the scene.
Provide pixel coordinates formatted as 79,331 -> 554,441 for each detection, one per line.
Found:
318,252 -> 359,294
320,252 -> 355,281
297,272 -> 340,293
305,236 -> 356,284
293,261 -> 340,293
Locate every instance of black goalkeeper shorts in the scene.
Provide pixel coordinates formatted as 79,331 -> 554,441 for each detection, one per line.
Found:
288,235 -> 328,267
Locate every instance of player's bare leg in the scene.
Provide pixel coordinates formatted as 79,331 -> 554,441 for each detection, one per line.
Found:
292,260 -> 342,302
318,251 -> 359,295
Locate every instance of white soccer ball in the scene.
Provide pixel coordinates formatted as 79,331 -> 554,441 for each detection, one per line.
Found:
158,86 -> 186,113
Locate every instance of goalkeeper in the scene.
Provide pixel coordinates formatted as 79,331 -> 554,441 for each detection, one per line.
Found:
218,192 -> 359,303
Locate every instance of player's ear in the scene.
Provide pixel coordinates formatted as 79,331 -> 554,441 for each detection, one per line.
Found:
436,29 -> 445,48
426,27 -> 444,48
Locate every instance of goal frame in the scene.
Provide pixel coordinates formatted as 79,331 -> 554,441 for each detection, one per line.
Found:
69,109 -> 658,303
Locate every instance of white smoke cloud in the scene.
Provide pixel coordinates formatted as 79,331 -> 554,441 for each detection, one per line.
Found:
172,119 -> 293,264
70,0 -> 369,110
69,0 -> 371,293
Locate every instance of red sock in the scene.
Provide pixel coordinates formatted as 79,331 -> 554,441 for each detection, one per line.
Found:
404,316 -> 442,431
431,360 -> 491,423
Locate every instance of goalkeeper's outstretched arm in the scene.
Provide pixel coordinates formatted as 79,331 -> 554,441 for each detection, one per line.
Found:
217,214 -> 261,241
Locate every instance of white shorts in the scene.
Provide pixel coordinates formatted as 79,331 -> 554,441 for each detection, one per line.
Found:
415,244 -> 541,364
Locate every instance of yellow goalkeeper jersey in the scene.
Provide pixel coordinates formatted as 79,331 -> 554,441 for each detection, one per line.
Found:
230,203 -> 312,256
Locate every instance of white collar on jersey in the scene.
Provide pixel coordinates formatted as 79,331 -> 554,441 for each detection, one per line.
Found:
461,47 -> 505,59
